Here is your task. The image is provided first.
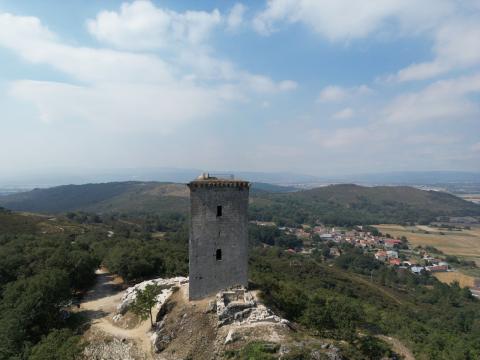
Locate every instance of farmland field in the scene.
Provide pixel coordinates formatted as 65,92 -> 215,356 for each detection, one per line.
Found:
433,272 -> 478,288
376,224 -> 480,266
459,194 -> 480,205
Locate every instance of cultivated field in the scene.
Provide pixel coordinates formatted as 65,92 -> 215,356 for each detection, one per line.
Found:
433,272 -> 477,288
376,224 -> 480,265
459,194 -> 480,205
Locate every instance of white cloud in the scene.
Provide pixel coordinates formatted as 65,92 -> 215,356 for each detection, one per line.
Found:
308,72 -> 480,161
405,134 -> 458,145
227,3 -> 246,31
384,73 -> 480,124
317,85 -> 371,103
85,1 -> 296,94
254,0 -> 480,84
253,0 -> 453,40
173,47 -> 297,93
0,11 -> 217,134
242,75 -> 297,94
393,18 -> 480,82
317,86 -> 347,102
10,80 -> 220,133
0,9 -> 297,134
310,127 -> 368,148
332,107 -> 354,119
0,12 -> 172,84
86,0 -> 221,50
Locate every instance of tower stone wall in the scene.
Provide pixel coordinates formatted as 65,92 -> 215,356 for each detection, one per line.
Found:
188,177 -> 249,300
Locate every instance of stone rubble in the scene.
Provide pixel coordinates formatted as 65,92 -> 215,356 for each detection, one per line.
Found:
117,280 -> 290,355
116,276 -> 188,315
82,336 -> 143,360
215,287 -> 289,327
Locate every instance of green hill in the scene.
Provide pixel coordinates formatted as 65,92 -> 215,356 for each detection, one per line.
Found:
0,207 -> 39,233
1,182 -> 479,225
250,184 -> 480,225
0,182 -> 189,215
0,181 -> 294,215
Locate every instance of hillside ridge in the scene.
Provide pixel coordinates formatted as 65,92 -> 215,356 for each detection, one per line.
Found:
1,182 -> 479,225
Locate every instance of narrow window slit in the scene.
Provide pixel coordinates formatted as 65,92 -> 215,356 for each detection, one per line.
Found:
217,205 -> 222,217
216,248 -> 222,261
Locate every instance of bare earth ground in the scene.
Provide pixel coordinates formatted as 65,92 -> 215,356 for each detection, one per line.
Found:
78,269 -> 156,360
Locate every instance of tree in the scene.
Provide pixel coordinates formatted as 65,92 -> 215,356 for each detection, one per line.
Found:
130,284 -> 162,327
29,329 -> 82,360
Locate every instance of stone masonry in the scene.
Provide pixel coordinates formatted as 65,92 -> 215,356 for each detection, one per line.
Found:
188,174 -> 250,300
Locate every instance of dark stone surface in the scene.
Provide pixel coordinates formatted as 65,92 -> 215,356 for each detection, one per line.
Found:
188,181 -> 249,300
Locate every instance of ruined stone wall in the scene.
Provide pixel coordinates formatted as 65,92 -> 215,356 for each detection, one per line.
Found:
188,182 -> 249,300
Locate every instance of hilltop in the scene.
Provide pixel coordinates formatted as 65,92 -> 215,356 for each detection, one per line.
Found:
0,181 -> 294,215
0,182 -> 189,215
252,184 -> 480,225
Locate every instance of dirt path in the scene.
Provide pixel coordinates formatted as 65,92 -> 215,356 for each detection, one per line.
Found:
79,269 -> 154,359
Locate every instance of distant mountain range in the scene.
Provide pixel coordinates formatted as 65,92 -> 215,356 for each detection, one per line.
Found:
0,168 -> 318,188
335,171 -> 480,185
1,168 -> 479,190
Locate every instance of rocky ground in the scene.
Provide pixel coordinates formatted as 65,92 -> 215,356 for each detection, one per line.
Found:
77,271 -> 348,360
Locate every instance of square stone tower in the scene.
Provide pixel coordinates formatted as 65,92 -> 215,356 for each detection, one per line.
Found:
188,174 -> 250,300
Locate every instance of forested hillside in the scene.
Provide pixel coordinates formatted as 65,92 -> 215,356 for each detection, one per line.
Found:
2,182 -> 479,226
0,182 -> 189,215
251,184 -> 480,225
0,208 -> 188,359
1,207 -> 480,359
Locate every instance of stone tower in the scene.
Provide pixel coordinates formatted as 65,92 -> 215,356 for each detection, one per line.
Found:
188,174 -> 250,300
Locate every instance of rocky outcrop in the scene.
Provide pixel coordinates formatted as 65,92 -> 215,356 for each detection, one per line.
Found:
215,287 -> 289,327
116,276 -> 188,315
151,320 -> 175,353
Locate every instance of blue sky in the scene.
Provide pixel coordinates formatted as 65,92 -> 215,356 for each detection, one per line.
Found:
0,0 -> 479,176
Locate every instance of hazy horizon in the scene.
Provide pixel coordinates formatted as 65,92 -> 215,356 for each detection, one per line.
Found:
1,167 -> 480,190
1,0 -> 479,175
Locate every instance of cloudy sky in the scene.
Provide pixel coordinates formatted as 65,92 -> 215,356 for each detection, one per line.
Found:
1,0 -> 479,177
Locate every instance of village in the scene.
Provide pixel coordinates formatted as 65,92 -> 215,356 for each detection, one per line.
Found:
251,221 -> 460,276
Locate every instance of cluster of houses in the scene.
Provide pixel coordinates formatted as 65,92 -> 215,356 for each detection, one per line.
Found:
408,254 -> 450,274
316,226 -> 452,274
252,221 -> 452,275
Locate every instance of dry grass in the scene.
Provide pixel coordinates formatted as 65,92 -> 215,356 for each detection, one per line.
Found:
376,224 -> 480,261
433,272 -> 477,288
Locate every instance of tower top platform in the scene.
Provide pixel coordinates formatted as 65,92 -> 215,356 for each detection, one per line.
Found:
188,173 -> 250,189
